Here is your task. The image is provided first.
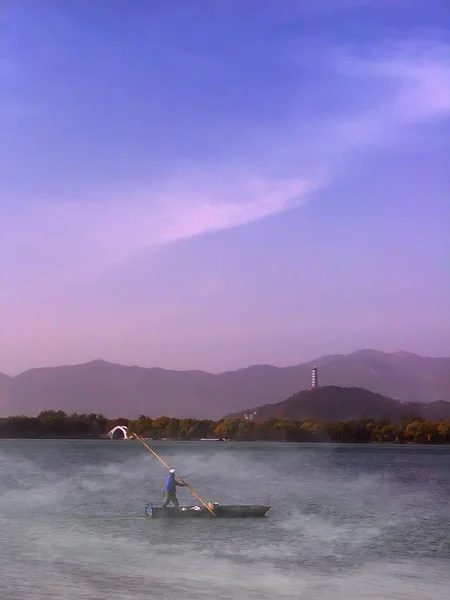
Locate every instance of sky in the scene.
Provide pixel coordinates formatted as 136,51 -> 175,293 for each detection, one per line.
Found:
1,0 -> 449,375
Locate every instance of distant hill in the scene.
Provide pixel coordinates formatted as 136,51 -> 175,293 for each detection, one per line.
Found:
0,349 -> 449,419
0,373 -> 12,387
0,373 -> 12,413
225,386 -> 450,422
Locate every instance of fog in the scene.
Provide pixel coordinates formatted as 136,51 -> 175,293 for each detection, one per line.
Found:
1,441 -> 449,599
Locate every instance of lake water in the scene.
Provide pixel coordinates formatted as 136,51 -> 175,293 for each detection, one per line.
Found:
1,440 -> 449,599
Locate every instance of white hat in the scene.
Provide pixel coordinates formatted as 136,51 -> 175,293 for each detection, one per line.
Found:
169,469 -> 176,474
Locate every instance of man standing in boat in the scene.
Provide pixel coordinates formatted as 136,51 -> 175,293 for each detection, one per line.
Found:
162,469 -> 187,508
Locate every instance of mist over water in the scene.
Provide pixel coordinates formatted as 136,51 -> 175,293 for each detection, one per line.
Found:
1,441 -> 449,599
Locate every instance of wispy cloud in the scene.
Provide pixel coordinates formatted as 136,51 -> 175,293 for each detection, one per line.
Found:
300,41 -> 450,161
2,39 -> 450,287
1,173 -> 315,287
339,41 -> 450,119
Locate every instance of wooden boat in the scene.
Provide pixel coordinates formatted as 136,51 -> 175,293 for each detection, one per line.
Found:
131,434 -> 270,520
145,503 -> 271,519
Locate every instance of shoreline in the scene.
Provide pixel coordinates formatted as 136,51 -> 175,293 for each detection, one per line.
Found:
1,437 -> 450,445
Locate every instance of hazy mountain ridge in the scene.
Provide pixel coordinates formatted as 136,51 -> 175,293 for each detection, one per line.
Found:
0,350 -> 449,419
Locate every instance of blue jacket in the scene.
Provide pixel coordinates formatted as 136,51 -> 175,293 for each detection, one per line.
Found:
166,474 -> 182,493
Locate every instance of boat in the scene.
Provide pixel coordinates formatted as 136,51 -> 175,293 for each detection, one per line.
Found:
145,502 -> 271,519
130,433 -> 270,520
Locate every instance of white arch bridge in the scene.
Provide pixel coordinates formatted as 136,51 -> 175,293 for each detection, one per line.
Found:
105,425 -> 129,440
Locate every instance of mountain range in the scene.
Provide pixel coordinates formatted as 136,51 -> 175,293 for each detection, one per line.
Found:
0,349 -> 449,420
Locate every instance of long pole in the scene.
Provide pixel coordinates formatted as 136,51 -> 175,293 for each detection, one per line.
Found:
130,432 -> 216,517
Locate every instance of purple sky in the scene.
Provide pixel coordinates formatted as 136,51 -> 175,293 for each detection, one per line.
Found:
1,0 -> 449,375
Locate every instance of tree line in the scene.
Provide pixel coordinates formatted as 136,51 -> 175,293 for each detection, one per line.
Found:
0,411 -> 110,438
129,415 -> 450,444
0,411 -> 450,443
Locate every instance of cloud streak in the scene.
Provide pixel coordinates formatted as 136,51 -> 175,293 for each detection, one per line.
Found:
299,41 -> 450,162
1,174 -> 314,287
2,39 -> 450,287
